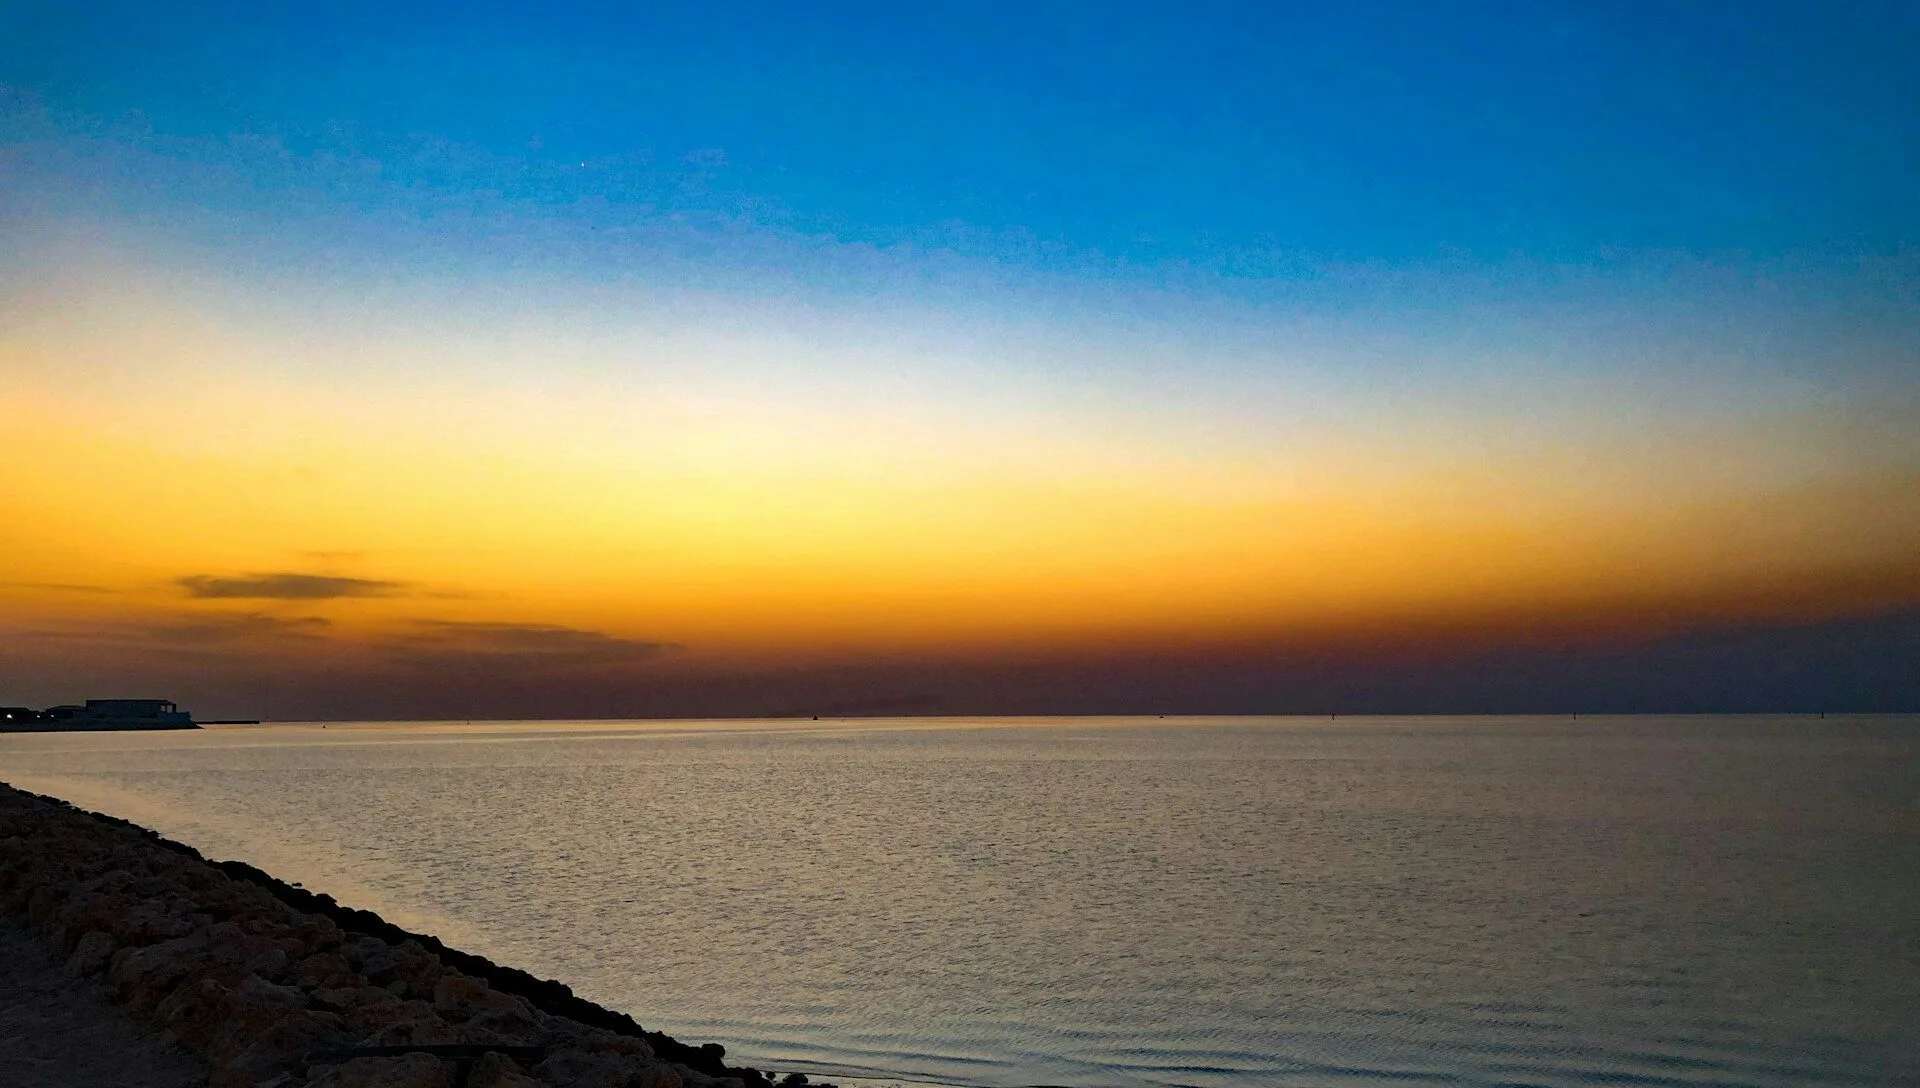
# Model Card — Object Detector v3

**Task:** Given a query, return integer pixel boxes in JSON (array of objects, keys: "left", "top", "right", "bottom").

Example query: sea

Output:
[{"left": 2, "top": 716, "right": 1915, "bottom": 1088}]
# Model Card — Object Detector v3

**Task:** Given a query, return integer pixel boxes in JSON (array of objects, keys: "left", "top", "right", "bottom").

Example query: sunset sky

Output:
[{"left": 4, "top": 2, "right": 1917, "bottom": 717}]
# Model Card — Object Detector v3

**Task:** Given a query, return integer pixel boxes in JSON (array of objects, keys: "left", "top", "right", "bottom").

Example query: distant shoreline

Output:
[{"left": 0, "top": 722, "right": 204, "bottom": 733}]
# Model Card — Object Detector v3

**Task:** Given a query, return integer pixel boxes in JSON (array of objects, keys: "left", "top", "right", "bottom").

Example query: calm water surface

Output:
[{"left": 2, "top": 716, "right": 1916, "bottom": 1087}]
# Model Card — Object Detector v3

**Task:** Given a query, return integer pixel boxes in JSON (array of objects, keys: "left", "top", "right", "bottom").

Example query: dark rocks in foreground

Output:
[{"left": 0, "top": 781, "right": 817, "bottom": 1088}]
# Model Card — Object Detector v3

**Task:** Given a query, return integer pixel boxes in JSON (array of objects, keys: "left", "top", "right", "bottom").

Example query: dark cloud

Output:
[
  {"left": 398, "top": 621, "right": 679, "bottom": 667},
  {"left": 2, "top": 582, "right": 117, "bottom": 594},
  {"left": 3, "top": 612, "right": 332, "bottom": 649},
  {"left": 177, "top": 572, "right": 406, "bottom": 600},
  {"left": 145, "top": 613, "right": 333, "bottom": 644}
]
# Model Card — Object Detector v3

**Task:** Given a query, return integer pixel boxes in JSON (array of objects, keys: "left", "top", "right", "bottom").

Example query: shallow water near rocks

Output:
[{"left": 3, "top": 715, "right": 1916, "bottom": 1087}]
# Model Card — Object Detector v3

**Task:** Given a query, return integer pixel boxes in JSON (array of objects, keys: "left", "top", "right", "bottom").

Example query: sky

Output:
[{"left": 2, "top": 1, "right": 1918, "bottom": 718}]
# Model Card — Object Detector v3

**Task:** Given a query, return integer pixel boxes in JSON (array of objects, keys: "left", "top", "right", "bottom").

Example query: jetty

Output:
[{"left": 0, "top": 780, "right": 786, "bottom": 1088}]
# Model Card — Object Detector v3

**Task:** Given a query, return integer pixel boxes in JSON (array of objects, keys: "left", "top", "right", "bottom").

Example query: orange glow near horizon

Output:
[
  {"left": 7, "top": 294, "right": 1919, "bottom": 670},
  {"left": 5, "top": 9, "right": 1917, "bottom": 722}
]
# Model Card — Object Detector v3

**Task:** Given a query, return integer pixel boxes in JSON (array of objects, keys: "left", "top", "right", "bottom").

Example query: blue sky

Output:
[
  {"left": 4, "top": 0, "right": 1918, "bottom": 515},
  {"left": 7, "top": 0, "right": 1916, "bottom": 275}
]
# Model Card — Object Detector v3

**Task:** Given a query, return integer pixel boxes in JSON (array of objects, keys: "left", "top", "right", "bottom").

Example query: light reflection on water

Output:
[{"left": 3, "top": 715, "right": 1916, "bottom": 1087}]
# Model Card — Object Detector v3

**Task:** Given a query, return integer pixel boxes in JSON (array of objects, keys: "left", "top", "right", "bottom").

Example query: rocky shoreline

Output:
[{"left": 0, "top": 781, "right": 821, "bottom": 1088}]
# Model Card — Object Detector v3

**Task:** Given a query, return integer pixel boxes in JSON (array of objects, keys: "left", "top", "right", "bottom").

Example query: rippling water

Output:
[{"left": 3, "top": 716, "right": 1916, "bottom": 1087}]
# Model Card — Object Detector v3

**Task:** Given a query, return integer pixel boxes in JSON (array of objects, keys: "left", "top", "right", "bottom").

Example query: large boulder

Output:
[
  {"left": 360, "top": 939, "right": 444, "bottom": 999},
  {"left": 110, "top": 923, "right": 296, "bottom": 1011},
  {"left": 306, "top": 1053, "right": 451, "bottom": 1088},
  {"left": 67, "top": 928, "right": 116, "bottom": 976},
  {"left": 111, "top": 930, "right": 227, "bottom": 1011},
  {"left": 210, "top": 974, "right": 310, "bottom": 1048},
  {"left": 467, "top": 1052, "right": 542, "bottom": 1088},
  {"left": 293, "top": 952, "right": 361, "bottom": 991},
  {"left": 433, "top": 974, "right": 546, "bottom": 1044},
  {"left": 534, "top": 1046, "right": 683, "bottom": 1088},
  {"left": 212, "top": 1008, "right": 351, "bottom": 1088},
  {"left": 155, "top": 976, "right": 242, "bottom": 1049},
  {"left": 111, "top": 896, "right": 201, "bottom": 946}
]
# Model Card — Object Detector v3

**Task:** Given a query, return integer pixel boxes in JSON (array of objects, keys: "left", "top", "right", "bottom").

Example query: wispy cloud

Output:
[
  {"left": 398, "top": 620, "right": 679, "bottom": 667},
  {"left": 1, "top": 581, "right": 118, "bottom": 594},
  {"left": 145, "top": 613, "right": 334, "bottom": 643},
  {"left": 177, "top": 572, "right": 407, "bottom": 600},
  {"left": 0, "top": 611, "right": 333, "bottom": 651}
]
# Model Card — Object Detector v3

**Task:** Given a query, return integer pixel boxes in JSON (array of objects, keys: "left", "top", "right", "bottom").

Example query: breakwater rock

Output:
[{"left": 0, "top": 781, "right": 814, "bottom": 1088}]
